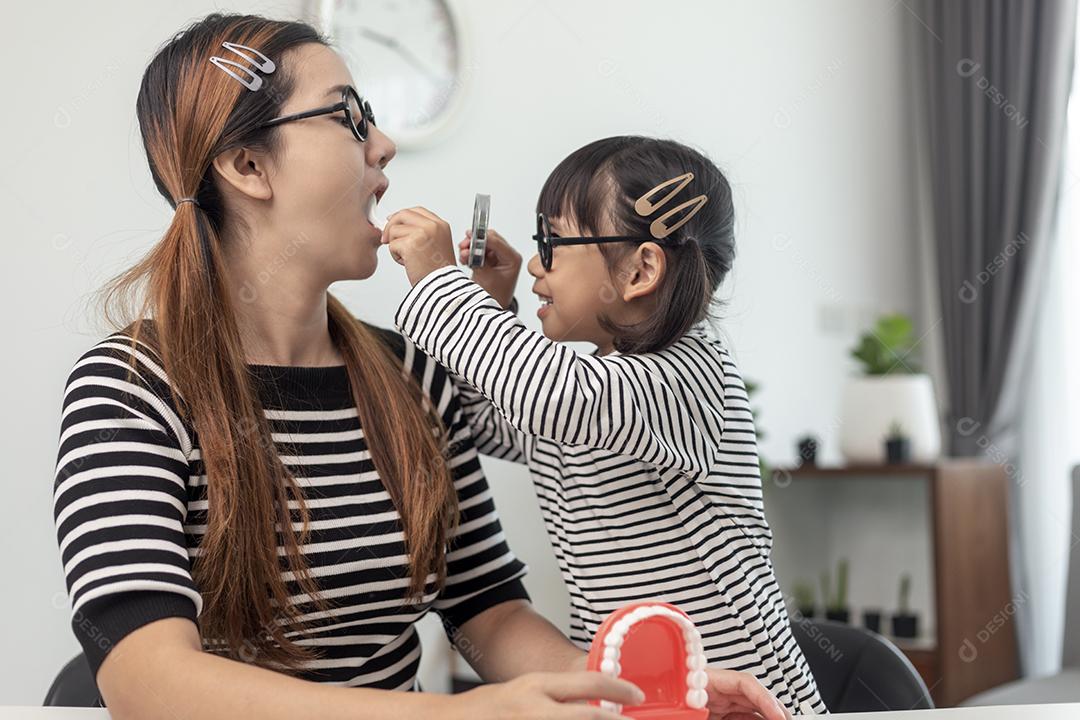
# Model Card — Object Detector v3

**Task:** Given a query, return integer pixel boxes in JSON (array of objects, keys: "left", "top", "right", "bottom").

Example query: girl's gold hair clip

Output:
[{"left": 634, "top": 172, "right": 708, "bottom": 240}]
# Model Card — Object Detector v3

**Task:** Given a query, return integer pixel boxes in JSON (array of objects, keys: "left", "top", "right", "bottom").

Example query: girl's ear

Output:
[{"left": 622, "top": 242, "right": 667, "bottom": 302}]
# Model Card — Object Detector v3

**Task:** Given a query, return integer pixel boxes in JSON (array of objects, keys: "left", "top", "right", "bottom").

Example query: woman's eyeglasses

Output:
[
  {"left": 532, "top": 212, "right": 658, "bottom": 271},
  {"left": 258, "top": 85, "right": 376, "bottom": 142}
]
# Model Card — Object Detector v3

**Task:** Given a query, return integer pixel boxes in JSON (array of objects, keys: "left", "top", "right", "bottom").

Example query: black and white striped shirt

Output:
[
  {"left": 52, "top": 323, "right": 529, "bottom": 689},
  {"left": 396, "top": 266, "right": 827, "bottom": 715}
]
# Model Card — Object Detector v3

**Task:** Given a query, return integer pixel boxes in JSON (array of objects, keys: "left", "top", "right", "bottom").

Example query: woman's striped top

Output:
[
  {"left": 52, "top": 322, "right": 529, "bottom": 691},
  {"left": 396, "top": 266, "right": 827, "bottom": 716}
]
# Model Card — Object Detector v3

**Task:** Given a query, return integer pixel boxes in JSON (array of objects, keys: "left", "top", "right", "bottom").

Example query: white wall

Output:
[{"left": 1, "top": 0, "right": 918, "bottom": 705}]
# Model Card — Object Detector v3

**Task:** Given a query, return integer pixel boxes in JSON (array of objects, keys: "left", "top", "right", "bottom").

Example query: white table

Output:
[{"left": 2, "top": 704, "right": 1079, "bottom": 718}]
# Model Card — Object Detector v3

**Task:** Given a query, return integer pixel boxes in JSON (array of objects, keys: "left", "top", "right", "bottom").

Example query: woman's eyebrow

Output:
[{"left": 324, "top": 83, "right": 348, "bottom": 97}]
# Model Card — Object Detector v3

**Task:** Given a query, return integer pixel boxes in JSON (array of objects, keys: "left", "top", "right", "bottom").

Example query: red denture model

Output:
[{"left": 586, "top": 602, "right": 710, "bottom": 720}]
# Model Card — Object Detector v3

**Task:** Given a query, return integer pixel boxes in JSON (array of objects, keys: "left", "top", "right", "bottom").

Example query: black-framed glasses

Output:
[
  {"left": 532, "top": 212, "right": 656, "bottom": 271},
  {"left": 258, "top": 85, "right": 376, "bottom": 142}
]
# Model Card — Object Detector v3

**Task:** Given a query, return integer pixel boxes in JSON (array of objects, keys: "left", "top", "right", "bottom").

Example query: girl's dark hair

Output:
[
  {"left": 537, "top": 136, "right": 735, "bottom": 353},
  {"left": 98, "top": 13, "right": 458, "bottom": 672}
]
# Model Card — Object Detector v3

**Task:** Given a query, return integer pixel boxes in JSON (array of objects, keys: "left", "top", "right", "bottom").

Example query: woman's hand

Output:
[
  {"left": 703, "top": 668, "right": 793, "bottom": 720},
  {"left": 381, "top": 206, "right": 457, "bottom": 285},
  {"left": 458, "top": 227, "right": 522, "bottom": 309},
  {"left": 449, "top": 671, "right": 645, "bottom": 720}
]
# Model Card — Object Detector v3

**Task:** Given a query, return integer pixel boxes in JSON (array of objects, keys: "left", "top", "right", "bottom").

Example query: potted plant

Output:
[
  {"left": 821, "top": 559, "right": 850, "bottom": 623},
  {"left": 839, "top": 313, "right": 941, "bottom": 464},
  {"left": 792, "top": 581, "right": 816, "bottom": 619},
  {"left": 862, "top": 608, "right": 882, "bottom": 634},
  {"left": 891, "top": 573, "right": 919, "bottom": 638},
  {"left": 796, "top": 435, "right": 819, "bottom": 466},
  {"left": 745, "top": 379, "right": 770, "bottom": 480},
  {"left": 885, "top": 421, "right": 911, "bottom": 464}
]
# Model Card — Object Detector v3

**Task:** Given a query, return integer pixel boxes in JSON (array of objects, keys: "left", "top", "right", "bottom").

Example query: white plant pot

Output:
[{"left": 839, "top": 374, "right": 941, "bottom": 464}]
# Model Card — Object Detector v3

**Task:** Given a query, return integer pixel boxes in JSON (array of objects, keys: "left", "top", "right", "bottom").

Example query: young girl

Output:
[{"left": 382, "top": 136, "right": 827, "bottom": 716}]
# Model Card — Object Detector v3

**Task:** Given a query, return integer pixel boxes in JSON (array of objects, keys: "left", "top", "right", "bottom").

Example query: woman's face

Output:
[{"left": 258, "top": 43, "right": 396, "bottom": 284}]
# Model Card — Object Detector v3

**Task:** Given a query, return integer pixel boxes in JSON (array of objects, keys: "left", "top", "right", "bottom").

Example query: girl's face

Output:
[
  {"left": 526, "top": 214, "right": 621, "bottom": 352},
  {"left": 237, "top": 43, "right": 396, "bottom": 285}
]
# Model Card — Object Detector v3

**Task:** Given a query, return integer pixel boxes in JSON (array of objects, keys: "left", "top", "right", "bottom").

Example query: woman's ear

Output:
[
  {"left": 210, "top": 146, "right": 274, "bottom": 202},
  {"left": 621, "top": 242, "right": 667, "bottom": 302}
]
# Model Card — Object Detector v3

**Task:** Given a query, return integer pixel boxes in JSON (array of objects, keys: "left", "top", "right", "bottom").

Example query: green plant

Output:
[
  {"left": 898, "top": 573, "right": 912, "bottom": 614},
  {"left": 887, "top": 420, "right": 907, "bottom": 440},
  {"left": 850, "top": 313, "right": 922, "bottom": 375},
  {"left": 744, "top": 378, "right": 770, "bottom": 479},
  {"left": 793, "top": 581, "right": 815, "bottom": 610},
  {"left": 821, "top": 559, "right": 850, "bottom": 611}
]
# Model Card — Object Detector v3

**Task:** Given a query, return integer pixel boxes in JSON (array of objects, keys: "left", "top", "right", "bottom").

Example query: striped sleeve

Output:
[
  {"left": 53, "top": 336, "right": 200, "bottom": 676},
  {"left": 450, "top": 375, "right": 528, "bottom": 464},
  {"left": 395, "top": 266, "right": 723, "bottom": 479},
  {"left": 395, "top": 334, "right": 530, "bottom": 634}
]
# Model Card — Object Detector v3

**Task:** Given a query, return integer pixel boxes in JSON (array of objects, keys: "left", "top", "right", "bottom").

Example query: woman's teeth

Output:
[
  {"left": 538, "top": 295, "right": 553, "bottom": 306},
  {"left": 365, "top": 195, "right": 386, "bottom": 230}
]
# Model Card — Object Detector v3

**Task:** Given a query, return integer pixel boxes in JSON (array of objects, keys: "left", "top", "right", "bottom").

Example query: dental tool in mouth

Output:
[
  {"left": 365, "top": 194, "right": 388, "bottom": 231},
  {"left": 586, "top": 602, "right": 709, "bottom": 719}
]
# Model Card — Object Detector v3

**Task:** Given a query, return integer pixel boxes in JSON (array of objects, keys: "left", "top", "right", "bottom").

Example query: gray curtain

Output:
[
  {"left": 910, "top": 0, "right": 1077, "bottom": 676},
  {"left": 911, "top": 0, "right": 1075, "bottom": 455}
]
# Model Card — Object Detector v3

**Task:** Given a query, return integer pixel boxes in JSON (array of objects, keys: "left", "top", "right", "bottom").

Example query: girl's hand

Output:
[
  {"left": 450, "top": 671, "right": 645, "bottom": 720},
  {"left": 381, "top": 206, "right": 457, "bottom": 285},
  {"left": 703, "top": 668, "right": 793, "bottom": 720},
  {"left": 459, "top": 227, "right": 522, "bottom": 310}
]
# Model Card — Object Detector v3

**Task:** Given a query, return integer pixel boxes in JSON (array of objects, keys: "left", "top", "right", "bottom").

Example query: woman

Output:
[{"left": 52, "top": 13, "right": 791, "bottom": 720}]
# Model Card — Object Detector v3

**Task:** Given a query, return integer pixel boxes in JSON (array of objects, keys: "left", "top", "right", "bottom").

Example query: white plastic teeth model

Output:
[
  {"left": 596, "top": 604, "right": 710, "bottom": 711},
  {"left": 365, "top": 194, "right": 387, "bottom": 231}
]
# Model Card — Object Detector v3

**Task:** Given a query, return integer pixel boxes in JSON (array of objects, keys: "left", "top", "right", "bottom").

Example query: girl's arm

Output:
[
  {"left": 395, "top": 266, "right": 724, "bottom": 479},
  {"left": 452, "top": 373, "right": 529, "bottom": 463}
]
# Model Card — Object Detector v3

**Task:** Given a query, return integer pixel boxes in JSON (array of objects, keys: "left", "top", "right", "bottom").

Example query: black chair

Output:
[
  {"left": 791, "top": 618, "right": 934, "bottom": 713},
  {"left": 43, "top": 653, "right": 102, "bottom": 707}
]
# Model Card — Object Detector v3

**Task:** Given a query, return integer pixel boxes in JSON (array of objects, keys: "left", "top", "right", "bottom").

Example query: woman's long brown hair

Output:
[{"left": 97, "top": 13, "right": 458, "bottom": 672}]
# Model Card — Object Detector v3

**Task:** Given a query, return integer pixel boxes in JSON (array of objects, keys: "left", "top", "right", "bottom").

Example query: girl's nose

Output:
[{"left": 526, "top": 253, "right": 544, "bottom": 278}]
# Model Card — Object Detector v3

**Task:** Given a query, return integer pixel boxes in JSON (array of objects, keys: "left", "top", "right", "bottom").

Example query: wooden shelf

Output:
[{"left": 767, "top": 460, "right": 1019, "bottom": 707}]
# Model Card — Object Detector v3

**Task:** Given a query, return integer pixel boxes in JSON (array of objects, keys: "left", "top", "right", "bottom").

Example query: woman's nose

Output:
[
  {"left": 526, "top": 253, "right": 544, "bottom": 278},
  {"left": 367, "top": 125, "right": 397, "bottom": 169}
]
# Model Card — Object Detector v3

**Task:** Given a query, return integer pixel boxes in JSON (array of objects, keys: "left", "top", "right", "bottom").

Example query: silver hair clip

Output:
[{"left": 209, "top": 41, "right": 276, "bottom": 92}]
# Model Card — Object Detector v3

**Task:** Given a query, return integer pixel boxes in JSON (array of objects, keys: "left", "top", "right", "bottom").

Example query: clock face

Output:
[{"left": 322, "top": 0, "right": 463, "bottom": 147}]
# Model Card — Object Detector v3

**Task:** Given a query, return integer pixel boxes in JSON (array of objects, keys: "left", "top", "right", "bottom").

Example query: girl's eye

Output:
[{"left": 338, "top": 118, "right": 352, "bottom": 128}]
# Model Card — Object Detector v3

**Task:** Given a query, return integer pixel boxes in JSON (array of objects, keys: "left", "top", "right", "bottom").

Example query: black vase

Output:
[
  {"left": 797, "top": 438, "right": 819, "bottom": 466},
  {"left": 891, "top": 613, "right": 919, "bottom": 638},
  {"left": 885, "top": 437, "right": 911, "bottom": 464},
  {"left": 825, "top": 608, "right": 850, "bottom": 624},
  {"left": 862, "top": 610, "right": 882, "bottom": 634}
]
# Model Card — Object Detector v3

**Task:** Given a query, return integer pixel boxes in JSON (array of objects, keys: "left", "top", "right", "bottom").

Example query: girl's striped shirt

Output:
[
  {"left": 52, "top": 322, "right": 529, "bottom": 691},
  {"left": 395, "top": 265, "right": 827, "bottom": 716}
]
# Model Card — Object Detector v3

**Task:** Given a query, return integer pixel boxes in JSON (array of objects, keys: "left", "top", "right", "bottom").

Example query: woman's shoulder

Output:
[
  {"left": 61, "top": 323, "right": 192, "bottom": 454},
  {"left": 363, "top": 321, "right": 454, "bottom": 399},
  {"left": 67, "top": 324, "right": 175, "bottom": 398}
]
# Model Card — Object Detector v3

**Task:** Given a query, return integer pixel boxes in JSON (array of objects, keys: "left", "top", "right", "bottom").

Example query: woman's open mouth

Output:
[
  {"left": 365, "top": 194, "right": 385, "bottom": 231},
  {"left": 365, "top": 182, "right": 390, "bottom": 231}
]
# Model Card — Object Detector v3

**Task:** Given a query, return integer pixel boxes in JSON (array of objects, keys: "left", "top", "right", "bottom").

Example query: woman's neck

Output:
[{"left": 225, "top": 240, "right": 342, "bottom": 367}]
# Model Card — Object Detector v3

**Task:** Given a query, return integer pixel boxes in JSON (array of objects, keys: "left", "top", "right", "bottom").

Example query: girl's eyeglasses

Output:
[
  {"left": 258, "top": 85, "right": 376, "bottom": 142},
  {"left": 532, "top": 212, "right": 658, "bottom": 271}
]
